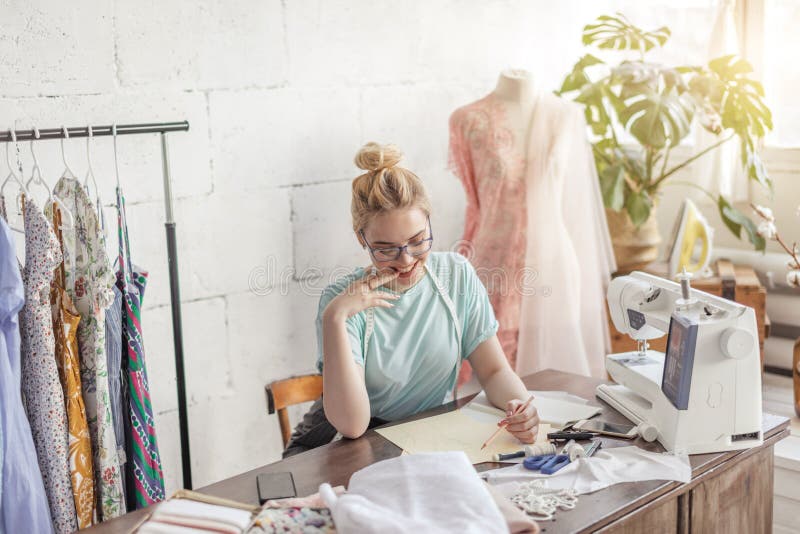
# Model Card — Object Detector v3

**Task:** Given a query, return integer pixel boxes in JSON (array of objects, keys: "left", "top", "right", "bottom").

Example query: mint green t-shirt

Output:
[{"left": 315, "top": 252, "right": 499, "bottom": 421}]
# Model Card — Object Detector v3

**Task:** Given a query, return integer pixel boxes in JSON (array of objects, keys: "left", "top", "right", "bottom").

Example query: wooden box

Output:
[{"left": 607, "top": 260, "right": 768, "bottom": 366}]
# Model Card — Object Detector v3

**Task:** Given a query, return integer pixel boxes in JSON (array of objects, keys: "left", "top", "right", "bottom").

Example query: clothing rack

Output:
[{"left": 1, "top": 120, "right": 194, "bottom": 490}]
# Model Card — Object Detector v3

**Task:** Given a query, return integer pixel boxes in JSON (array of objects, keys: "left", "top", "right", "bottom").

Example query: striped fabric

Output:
[
  {"left": 115, "top": 187, "right": 165, "bottom": 508},
  {"left": 104, "top": 286, "right": 126, "bottom": 493}
]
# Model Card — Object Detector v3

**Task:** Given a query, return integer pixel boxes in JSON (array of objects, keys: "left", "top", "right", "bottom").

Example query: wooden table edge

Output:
[{"left": 573, "top": 424, "right": 792, "bottom": 533}]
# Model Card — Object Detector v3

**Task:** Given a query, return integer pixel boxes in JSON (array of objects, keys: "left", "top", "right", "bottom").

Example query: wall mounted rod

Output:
[{"left": 0, "top": 121, "right": 190, "bottom": 142}]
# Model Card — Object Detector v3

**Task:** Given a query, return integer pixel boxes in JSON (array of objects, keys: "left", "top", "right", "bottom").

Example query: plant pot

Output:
[{"left": 605, "top": 207, "right": 662, "bottom": 275}]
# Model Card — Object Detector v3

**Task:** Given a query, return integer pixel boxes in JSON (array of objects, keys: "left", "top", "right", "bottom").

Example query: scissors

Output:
[{"left": 522, "top": 454, "right": 571, "bottom": 475}]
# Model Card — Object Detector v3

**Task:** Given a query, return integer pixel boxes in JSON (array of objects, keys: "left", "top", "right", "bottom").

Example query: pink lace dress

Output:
[
  {"left": 449, "top": 92, "right": 616, "bottom": 379},
  {"left": 449, "top": 96, "right": 528, "bottom": 371}
]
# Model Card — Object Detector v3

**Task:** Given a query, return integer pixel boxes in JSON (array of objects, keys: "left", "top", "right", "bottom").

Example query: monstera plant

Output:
[{"left": 558, "top": 13, "right": 773, "bottom": 262}]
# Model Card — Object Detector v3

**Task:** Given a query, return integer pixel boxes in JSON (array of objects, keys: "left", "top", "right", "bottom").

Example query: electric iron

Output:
[{"left": 666, "top": 199, "right": 713, "bottom": 278}]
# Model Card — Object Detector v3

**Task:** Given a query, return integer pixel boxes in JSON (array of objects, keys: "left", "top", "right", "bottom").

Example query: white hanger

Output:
[
  {"left": 84, "top": 125, "right": 100, "bottom": 196},
  {"left": 60, "top": 125, "right": 77, "bottom": 179},
  {"left": 25, "top": 127, "right": 55, "bottom": 203},
  {"left": 1, "top": 129, "right": 28, "bottom": 196},
  {"left": 25, "top": 126, "right": 74, "bottom": 230},
  {"left": 41, "top": 125, "right": 76, "bottom": 230},
  {"left": 112, "top": 123, "right": 121, "bottom": 189},
  {"left": 83, "top": 125, "right": 105, "bottom": 229},
  {"left": 1, "top": 128, "right": 27, "bottom": 233}
]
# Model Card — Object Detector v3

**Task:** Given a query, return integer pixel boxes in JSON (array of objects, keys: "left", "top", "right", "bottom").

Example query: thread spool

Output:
[
  {"left": 526, "top": 443, "right": 556, "bottom": 457},
  {"left": 562, "top": 441, "right": 587, "bottom": 462},
  {"left": 637, "top": 422, "right": 658, "bottom": 442},
  {"left": 676, "top": 269, "right": 693, "bottom": 304},
  {"left": 680, "top": 275, "right": 691, "bottom": 300},
  {"left": 492, "top": 443, "right": 557, "bottom": 462}
]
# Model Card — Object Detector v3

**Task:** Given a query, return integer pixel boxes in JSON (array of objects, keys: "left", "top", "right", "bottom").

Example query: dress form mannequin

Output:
[
  {"left": 449, "top": 70, "right": 616, "bottom": 380},
  {"left": 493, "top": 69, "right": 536, "bottom": 120}
]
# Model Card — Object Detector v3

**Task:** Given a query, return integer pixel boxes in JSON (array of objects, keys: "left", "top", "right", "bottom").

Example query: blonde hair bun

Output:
[
  {"left": 354, "top": 142, "right": 403, "bottom": 172},
  {"left": 350, "top": 142, "right": 430, "bottom": 233}
]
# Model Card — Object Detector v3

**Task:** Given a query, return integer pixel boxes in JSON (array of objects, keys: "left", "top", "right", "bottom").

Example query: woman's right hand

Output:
[{"left": 322, "top": 267, "right": 400, "bottom": 322}]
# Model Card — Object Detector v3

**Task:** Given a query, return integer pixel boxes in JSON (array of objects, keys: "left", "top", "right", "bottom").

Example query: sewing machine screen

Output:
[{"left": 661, "top": 314, "right": 698, "bottom": 410}]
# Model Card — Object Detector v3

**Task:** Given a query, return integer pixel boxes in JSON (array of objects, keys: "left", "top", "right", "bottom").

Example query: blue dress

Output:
[{"left": 0, "top": 216, "right": 54, "bottom": 533}]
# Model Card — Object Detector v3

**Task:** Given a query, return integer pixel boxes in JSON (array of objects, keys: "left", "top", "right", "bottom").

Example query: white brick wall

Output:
[
  {"left": 0, "top": 0, "right": 604, "bottom": 496},
  {"left": 10, "top": 0, "right": 793, "bottom": 500}
]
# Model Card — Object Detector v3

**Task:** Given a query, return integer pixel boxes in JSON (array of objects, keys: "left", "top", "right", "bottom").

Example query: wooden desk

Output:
[{"left": 87, "top": 370, "right": 790, "bottom": 533}]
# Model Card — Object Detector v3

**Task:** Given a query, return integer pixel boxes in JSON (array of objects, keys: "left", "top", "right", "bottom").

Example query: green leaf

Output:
[
  {"left": 675, "top": 65, "right": 703, "bottom": 74},
  {"left": 702, "top": 54, "right": 773, "bottom": 140},
  {"left": 709, "top": 55, "right": 753, "bottom": 78},
  {"left": 741, "top": 78, "right": 765, "bottom": 97},
  {"left": 742, "top": 143, "right": 771, "bottom": 188},
  {"left": 613, "top": 61, "right": 659, "bottom": 87},
  {"left": 614, "top": 145, "right": 647, "bottom": 182},
  {"left": 625, "top": 191, "right": 652, "bottom": 227},
  {"left": 717, "top": 196, "right": 766, "bottom": 251},
  {"left": 600, "top": 162, "right": 626, "bottom": 210},
  {"left": 618, "top": 88, "right": 693, "bottom": 148},
  {"left": 604, "top": 85, "right": 627, "bottom": 115},
  {"left": 558, "top": 54, "right": 605, "bottom": 95},
  {"left": 576, "top": 80, "right": 615, "bottom": 137},
  {"left": 583, "top": 13, "right": 670, "bottom": 52}
]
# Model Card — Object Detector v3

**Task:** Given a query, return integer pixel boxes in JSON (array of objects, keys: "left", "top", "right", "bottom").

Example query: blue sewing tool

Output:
[{"left": 522, "top": 454, "right": 571, "bottom": 475}]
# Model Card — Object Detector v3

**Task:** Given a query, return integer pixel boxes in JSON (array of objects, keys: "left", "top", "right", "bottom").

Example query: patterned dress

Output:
[
  {"left": 47, "top": 203, "right": 97, "bottom": 528},
  {"left": 54, "top": 176, "right": 126, "bottom": 520},
  {"left": 449, "top": 92, "right": 616, "bottom": 379},
  {"left": 1, "top": 215, "right": 54, "bottom": 534},
  {"left": 20, "top": 197, "right": 78, "bottom": 534},
  {"left": 105, "top": 285, "right": 127, "bottom": 493},
  {"left": 115, "top": 187, "right": 165, "bottom": 508},
  {"left": 449, "top": 96, "right": 528, "bottom": 371}
]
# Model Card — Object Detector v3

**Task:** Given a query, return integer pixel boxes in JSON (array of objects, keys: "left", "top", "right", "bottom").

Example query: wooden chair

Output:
[{"left": 266, "top": 374, "right": 323, "bottom": 448}]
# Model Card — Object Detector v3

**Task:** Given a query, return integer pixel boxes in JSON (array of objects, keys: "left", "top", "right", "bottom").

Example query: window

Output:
[{"left": 763, "top": 0, "right": 800, "bottom": 147}]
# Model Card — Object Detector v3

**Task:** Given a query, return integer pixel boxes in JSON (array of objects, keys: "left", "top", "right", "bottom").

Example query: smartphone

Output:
[
  {"left": 256, "top": 472, "right": 297, "bottom": 504},
  {"left": 573, "top": 419, "right": 638, "bottom": 439}
]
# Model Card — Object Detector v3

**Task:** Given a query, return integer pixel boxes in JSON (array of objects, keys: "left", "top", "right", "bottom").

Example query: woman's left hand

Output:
[{"left": 501, "top": 399, "right": 540, "bottom": 444}]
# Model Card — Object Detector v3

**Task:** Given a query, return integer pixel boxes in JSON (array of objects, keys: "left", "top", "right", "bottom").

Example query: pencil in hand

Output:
[{"left": 480, "top": 395, "right": 535, "bottom": 450}]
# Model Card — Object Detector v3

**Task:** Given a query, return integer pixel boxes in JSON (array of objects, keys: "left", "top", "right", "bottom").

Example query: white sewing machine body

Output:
[{"left": 597, "top": 272, "right": 763, "bottom": 455}]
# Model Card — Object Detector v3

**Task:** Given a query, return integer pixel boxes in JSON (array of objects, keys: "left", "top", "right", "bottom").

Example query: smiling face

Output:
[{"left": 359, "top": 207, "right": 431, "bottom": 291}]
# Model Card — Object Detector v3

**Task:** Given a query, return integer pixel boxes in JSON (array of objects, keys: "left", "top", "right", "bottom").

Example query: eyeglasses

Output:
[{"left": 360, "top": 217, "right": 434, "bottom": 262}]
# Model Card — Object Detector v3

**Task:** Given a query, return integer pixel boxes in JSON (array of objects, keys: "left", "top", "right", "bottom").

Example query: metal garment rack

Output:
[{"left": 1, "top": 121, "right": 194, "bottom": 490}]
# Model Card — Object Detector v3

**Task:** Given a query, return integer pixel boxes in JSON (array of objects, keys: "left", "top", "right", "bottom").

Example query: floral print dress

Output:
[
  {"left": 1, "top": 214, "right": 55, "bottom": 534},
  {"left": 54, "top": 176, "right": 126, "bottom": 521},
  {"left": 46, "top": 202, "right": 97, "bottom": 528},
  {"left": 20, "top": 196, "right": 78, "bottom": 534},
  {"left": 449, "top": 96, "right": 528, "bottom": 371}
]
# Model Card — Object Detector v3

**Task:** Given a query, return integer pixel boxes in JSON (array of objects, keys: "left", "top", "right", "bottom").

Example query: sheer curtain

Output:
[{"left": 693, "top": 0, "right": 749, "bottom": 202}]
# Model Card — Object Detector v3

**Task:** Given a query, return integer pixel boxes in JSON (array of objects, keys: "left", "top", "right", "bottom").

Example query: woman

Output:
[{"left": 284, "top": 142, "right": 539, "bottom": 455}]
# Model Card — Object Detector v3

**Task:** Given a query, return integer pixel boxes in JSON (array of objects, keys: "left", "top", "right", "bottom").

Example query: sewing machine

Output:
[{"left": 597, "top": 271, "right": 763, "bottom": 454}]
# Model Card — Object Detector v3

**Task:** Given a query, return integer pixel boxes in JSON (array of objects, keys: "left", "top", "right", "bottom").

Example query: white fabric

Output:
[
  {"left": 693, "top": 0, "right": 748, "bottom": 202},
  {"left": 485, "top": 446, "right": 691, "bottom": 495},
  {"left": 516, "top": 93, "right": 616, "bottom": 378},
  {"left": 320, "top": 452, "right": 507, "bottom": 534},
  {"left": 149, "top": 499, "right": 252, "bottom": 531},
  {"left": 137, "top": 523, "right": 216, "bottom": 534}
]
